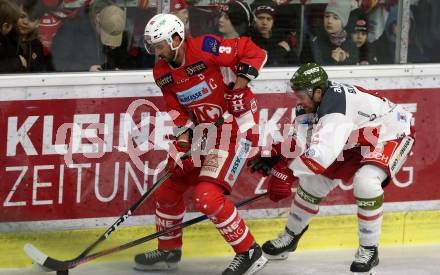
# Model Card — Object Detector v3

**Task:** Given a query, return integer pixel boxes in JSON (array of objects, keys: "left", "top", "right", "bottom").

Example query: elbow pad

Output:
[{"left": 237, "top": 63, "right": 259, "bottom": 81}]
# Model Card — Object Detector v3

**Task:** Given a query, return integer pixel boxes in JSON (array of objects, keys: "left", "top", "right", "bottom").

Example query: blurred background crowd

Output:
[{"left": 0, "top": 0, "right": 439, "bottom": 73}]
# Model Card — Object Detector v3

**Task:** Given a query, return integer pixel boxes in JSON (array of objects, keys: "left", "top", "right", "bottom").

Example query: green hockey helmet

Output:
[{"left": 290, "top": 63, "right": 328, "bottom": 97}]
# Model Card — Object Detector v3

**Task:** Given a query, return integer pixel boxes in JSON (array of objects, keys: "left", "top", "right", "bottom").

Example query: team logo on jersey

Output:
[
  {"left": 191, "top": 103, "right": 223, "bottom": 122},
  {"left": 201, "top": 36, "right": 220, "bottom": 56},
  {"left": 185, "top": 61, "right": 207, "bottom": 76},
  {"left": 156, "top": 73, "right": 174, "bottom": 89},
  {"left": 224, "top": 139, "right": 252, "bottom": 187},
  {"left": 176, "top": 81, "right": 212, "bottom": 105}
]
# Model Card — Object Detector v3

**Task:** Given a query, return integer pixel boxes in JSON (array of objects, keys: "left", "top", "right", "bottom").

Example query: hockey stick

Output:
[
  {"left": 24, "top": 192, "right": 267, "bottom": 272},
  {"left": 41, "top": 114, "right": 227, "bottom": 263}
]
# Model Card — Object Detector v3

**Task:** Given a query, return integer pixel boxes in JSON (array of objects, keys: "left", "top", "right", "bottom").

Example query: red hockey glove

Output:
[
  {"left": 168, "top": 140, "right": 196, "bottom": 179},
  {"left": 267, "top": 161, "right": 295, "bottom": 202},
  {"left": 224, "top": 87, "right": 257, "bottom": 117}
]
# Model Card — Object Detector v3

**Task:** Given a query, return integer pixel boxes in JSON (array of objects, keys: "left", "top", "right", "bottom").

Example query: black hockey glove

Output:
[{"left": 248, "top": 155, "right": 281, "bottom": 176}]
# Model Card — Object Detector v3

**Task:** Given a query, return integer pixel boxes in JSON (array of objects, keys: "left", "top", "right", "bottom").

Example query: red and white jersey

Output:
[
  {"left": 289, "top": 81, "right": 413, "bottom": 177},
  {"left": 153, "top": 35, "right": 266, "bottom": 131}
]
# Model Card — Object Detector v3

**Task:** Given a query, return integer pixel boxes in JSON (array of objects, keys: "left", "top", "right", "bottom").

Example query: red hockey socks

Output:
[
  {"left": 154, "top": 178, "right": 186, "bottom": 251},
  {"left": 194, "top": 182, "right": 255, "bottom": 253}
]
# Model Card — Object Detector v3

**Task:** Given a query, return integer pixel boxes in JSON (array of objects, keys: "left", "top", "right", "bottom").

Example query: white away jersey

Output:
[{"left": 289, "top": 81, "right": 413, "bottom": 177}]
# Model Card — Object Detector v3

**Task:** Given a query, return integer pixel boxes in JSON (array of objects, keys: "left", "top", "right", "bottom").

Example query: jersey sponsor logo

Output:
[
  {"left": 156, "top": 73, "right": 174, "bottom": 89},
  {"left": 224, "top": 139, "right": 252, "bottom": 186},
  {"left": 185, "top": 61, "right": 208, "bottom": 76},
  {"left": 176, "top": 81, "right": 212, "bottom": 105},
  {"left": 389, "top": 136, "right": 413, "bottom": 175},
  {"left": 176, "top": 77, "right": 190, "bottom": 85},
  {"left": 297, "top": 187, "right": 319, "bottom": 204},
  {"left": 271, "top": 169, "right": 288, "bottom": 181},
  {"left": 201, "top": 36, "right": 220, "bottom": 55},
  {"left": 200, "top": 149, "right": 228, "bottom": 178}
]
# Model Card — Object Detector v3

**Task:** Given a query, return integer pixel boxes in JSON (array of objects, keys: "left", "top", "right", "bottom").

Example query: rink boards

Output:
[{"left": 0, "top": 65, "right": 439, "bottom": 267}]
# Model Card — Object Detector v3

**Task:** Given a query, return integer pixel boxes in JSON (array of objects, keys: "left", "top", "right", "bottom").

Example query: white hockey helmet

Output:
[{"left": 144, "top": 13, "right": 185, "bottom": 54}]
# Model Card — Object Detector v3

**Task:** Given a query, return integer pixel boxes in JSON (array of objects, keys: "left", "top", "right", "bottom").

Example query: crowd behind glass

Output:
[{"left": 1, "top": 0, "right": 439, "bottom": 73}]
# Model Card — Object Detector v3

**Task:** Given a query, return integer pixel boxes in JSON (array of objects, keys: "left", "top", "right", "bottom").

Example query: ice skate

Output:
[
  {"left": 350, "top": 245, "right": 379, "bottom": 275},
  {"left": 262, "top": 225, "right": 308, "bottom": 260},
  {"left": 134, "top": 248, "right": 181, "bottom": 271},
  {"left": 222, "top": 243, "right": 268, "bottom": 275}
]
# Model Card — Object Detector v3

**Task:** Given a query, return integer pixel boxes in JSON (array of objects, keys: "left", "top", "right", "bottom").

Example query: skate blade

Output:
[
  {"left": 244, "top": 255, "right": 268, "bottom": 275},
  {"left": 134, "top": 261, "right": 178, "bottom": 271},
  {"left": 263, "top": 251, "right": 290, "bottom": 261}
]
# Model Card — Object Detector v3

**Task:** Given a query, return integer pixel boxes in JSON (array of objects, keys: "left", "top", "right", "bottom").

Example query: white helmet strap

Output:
[{"left": 166, "top": 34, "right": 184, "bottom": 62}]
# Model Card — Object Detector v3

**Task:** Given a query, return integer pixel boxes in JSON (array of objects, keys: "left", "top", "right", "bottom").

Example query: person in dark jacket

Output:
[
  {"left": 0, "top": 0, "right": 26, "bottom": 73},
  {"left": 16, "top": 0, "right": 54, "bottom": 72},
  {"left": 347, "top": 9, "right": 378, "bottom": 65},
  {"left": 250, "top": 0, "right": 296, "bottom": 66},
  {"left": 302, "top": 0, "right": 358, "bottom": 65},
  {"left": 373, "top": 6, "right": 427, "bottom": 64},
  {"left": 51, "top": 4, "right": 133, "bottom": 72},
  {"left": 217, "top": 0, "right": 253, "bottom": 38}
]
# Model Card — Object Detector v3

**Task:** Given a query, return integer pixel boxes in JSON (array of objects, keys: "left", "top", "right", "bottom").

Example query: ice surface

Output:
[{"left": 1, "top": 245, "right": 439, "bottom": 275}]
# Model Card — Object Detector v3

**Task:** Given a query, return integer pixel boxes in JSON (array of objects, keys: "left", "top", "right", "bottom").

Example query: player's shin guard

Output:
[
  {"left": 156, "top": 209, "right": 185, "bottom": 250},
  {"left": 194, "top": 182, "right": 255, "bottom": 253},
  {"left": 262, "top": 186, "right": 320, "bottom": 260},
  {"left": 286, "top": 185, "right": 321, "bottom": 237},
  {"left": 214, "top": 201, "right": 255, "bottom": 253},
  {"left": 356, "top": 194, "right": 384, "bottom": 247}
]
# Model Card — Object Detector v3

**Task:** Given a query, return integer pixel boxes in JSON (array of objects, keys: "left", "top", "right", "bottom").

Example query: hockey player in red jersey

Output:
[
  {"left": 250, "top": 63, "right": 415, "bottom": 275},
  {"left": 134, "top": 13, "right": 268, "bottom": 275}
]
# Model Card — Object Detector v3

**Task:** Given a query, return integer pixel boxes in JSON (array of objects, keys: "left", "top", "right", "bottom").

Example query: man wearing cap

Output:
[
  {"left": 51, "top": 3, "right": 130, "bottom": 71},
  {"left": 348, "top": 9, "right": 378, "bottom": 64},
  {"left": 218, "top": 0, "right": 253, "bottom": 38},
  {"left": 250, "top": 0, "right": 298, "bottom": 66}
]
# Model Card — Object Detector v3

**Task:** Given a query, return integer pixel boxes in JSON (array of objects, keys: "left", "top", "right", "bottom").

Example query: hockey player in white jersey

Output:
[{"left": 249, "top": 63, "right": 415, "bottom": 274}]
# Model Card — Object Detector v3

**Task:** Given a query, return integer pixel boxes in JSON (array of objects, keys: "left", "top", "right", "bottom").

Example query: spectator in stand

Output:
[
  {"left": 250, "top": 0, "right": 297, "bottom": 66},
  {"left": 412, "top": 0, "right": 440, "bottom": 63},
  {"left": 217, "top": 1, "right": 253, "bottom": 86},
  {"left": 356, "top": 0, "right": 397, "bottom": 44},
  {"left": 0, "top": 0, "right": 27, "bottom": 73},
  {"left": 373, "top": 6, "right": 427, "bottom": 64},
  {"left": 301, "top": 0, "right": 358, "bottom": 65},
  {"left": 272, "top": 0, "right": 301, "bottom": 56},
  {"left": 171, "top": 0, "right": 188, "bottom": 27},
  {"left": 51, "top": 3, "right": 133, "bottom": 71},
  {"left": 15, "top": 0, "right": 54, "bottom": 72},
  {"left": 38, "top": 0, "right": 92, "bottom": 55},
  {"left": 347, "top": 8, "right": 378, "bottom": 64},
  {"left": 218, "top": 0, "right": 253, "bottom": 39},
  {"left": 186, "top": 0, "right": 217, "bottom": 37}
]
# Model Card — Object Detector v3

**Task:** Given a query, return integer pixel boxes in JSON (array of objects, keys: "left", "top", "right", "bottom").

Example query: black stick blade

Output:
[{"left": 24, "top": 243, "right": 69, "bottom": 272}]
